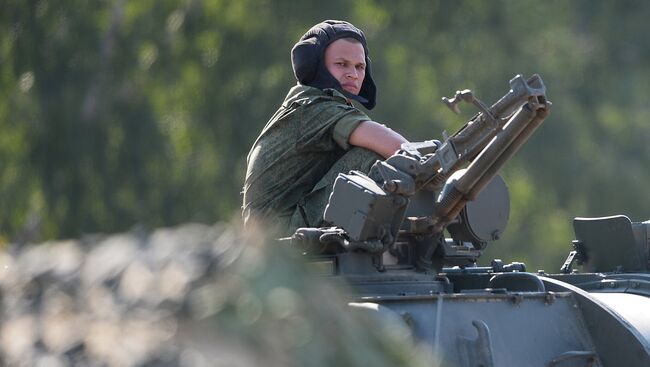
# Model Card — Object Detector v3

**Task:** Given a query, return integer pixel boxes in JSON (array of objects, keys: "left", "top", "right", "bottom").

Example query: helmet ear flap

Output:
[
  {"left": 291, "top": 38, "right": 320, "bottom": 85},
  {"left": 358, "top": 57, "right": 376, "bottom": 110}
]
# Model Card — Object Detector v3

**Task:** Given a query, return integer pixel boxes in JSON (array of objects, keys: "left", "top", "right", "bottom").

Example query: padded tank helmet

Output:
[{"left": 291, "top": 20, "right": 377, "bottom": 110}]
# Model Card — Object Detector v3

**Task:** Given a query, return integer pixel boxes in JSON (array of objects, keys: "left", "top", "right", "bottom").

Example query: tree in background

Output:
[{"left": 1, "top": 0, "right": 649, "bottom": 271}]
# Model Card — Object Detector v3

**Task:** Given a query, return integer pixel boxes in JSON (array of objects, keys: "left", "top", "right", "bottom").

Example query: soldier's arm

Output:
[{"left": 348, "top": 120, "right": 408, "bottom": 158}]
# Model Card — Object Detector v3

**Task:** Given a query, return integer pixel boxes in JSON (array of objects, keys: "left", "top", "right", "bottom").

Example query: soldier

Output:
[{"left": 243, "top": 20, "right": 408, "bottom": 234}]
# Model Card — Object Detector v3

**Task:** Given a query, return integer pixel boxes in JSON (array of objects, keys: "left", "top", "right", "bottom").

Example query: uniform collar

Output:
[{"left": 283, "top": 84, "right": 352, "bottom": 107}]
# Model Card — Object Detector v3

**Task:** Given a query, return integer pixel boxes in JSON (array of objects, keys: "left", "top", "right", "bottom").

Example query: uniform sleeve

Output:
[
  {"left": 332, "top": 107, "right": 370, "bottom": 150},
  {"left": 295, "top": 99, "right": 370, "bottom": 153}
]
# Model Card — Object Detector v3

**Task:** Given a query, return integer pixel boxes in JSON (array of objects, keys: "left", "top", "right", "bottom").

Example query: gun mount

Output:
[
  {"left": 292, "top": 74, "right": 550, "bottom": 274},
  {"left": 283, "top": 74, "right": 650, "bottom": 366}
]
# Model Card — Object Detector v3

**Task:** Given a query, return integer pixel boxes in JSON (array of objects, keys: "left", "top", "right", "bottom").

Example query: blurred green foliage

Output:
[{"left": 2, "top": 0, "right": 650, "bottom": 271}]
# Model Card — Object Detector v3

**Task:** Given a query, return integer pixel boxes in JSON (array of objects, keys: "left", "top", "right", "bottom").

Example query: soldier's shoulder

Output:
[{"left": 283, "top": 84, "right": 348, "bottom": 107}]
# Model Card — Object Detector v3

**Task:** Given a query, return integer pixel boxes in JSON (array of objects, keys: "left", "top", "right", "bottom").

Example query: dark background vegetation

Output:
[{"left": 2, "top": 0, "right": 649, "bottom": 271}]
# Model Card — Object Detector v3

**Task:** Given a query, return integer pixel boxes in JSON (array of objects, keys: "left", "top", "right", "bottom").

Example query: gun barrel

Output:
[
  {"left": 467, "top": 101, "right": 550, "bottom": 200},
  {"left": 455, "top": 103, "right": 536, "bottom": 194},
  {"left": 425, "top": 75, "right": 548, "bottom": 191},
  {"left": 433, "top": 97, "right": 550, "bottom": 229},
  {"left": 490, "top": 74, "right": 546, "bottom": 117},
  {"left": 448, "top": 75, "right": 546, "bottom": 154}
]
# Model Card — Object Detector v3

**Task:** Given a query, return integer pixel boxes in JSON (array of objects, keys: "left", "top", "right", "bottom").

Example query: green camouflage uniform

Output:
[{"left": 243, "top": 84, "right": 381, "bottom": 235}]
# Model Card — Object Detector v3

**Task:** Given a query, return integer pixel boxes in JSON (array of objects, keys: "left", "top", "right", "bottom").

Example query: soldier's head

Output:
[
  {"left": 324, "top": 38, "right": 366, "bottom": 97},
  {"left": 291, "top": 20, "right": 376, "bottom": 109}
]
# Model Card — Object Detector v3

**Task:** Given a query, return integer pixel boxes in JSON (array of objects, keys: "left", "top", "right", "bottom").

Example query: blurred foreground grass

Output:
[{"left": 0, "top": 222, "right": 435, "bottom": 366}]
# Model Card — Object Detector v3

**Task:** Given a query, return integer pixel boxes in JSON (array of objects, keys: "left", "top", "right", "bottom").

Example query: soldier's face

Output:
[{"left": 324, "top": 38, "right": 366, "bottom": 95}]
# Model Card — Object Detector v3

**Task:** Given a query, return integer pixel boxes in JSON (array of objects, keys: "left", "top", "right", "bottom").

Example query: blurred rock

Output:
[{"left": 0, "top": 222, "right": 431, "bottom": 366}]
